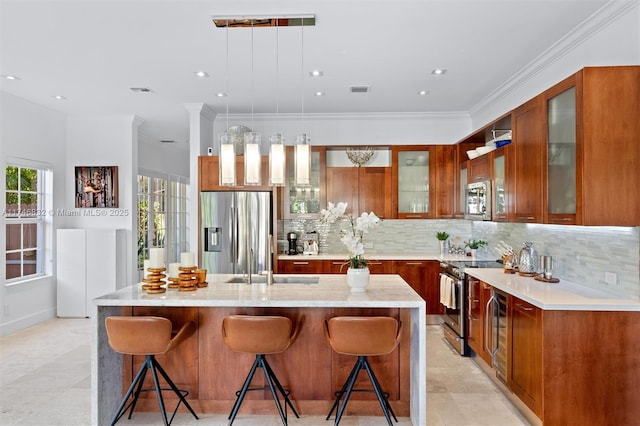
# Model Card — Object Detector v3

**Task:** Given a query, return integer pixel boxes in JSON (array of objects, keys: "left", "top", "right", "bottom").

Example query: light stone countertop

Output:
[
  {"left": 277, "top": 253, "right": 483, "bottom": 262},
  {"left": 94, "top": 273, "right": 426, "bottom": 308},
  {"left": 465, "top": 268, "right": 640, "bottom": 312}
]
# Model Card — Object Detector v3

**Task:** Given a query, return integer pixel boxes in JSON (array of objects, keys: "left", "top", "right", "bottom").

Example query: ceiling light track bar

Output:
[{"left": 212, "top": 15, "right": 315, "bottom": 28}]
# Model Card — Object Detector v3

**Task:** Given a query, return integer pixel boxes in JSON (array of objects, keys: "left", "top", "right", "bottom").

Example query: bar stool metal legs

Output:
[
  {"left": 228, "top": 354, "right": 299, "bottom": 426},
  {"left": 326, "top": 355, "right": 398, "bottom": 426},
  {"left": 110, "top": 354, "right": 199, "bottom": 426}
]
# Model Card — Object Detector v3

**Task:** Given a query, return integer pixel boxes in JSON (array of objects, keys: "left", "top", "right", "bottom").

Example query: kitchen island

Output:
[{"left": 92, "top": 274, "right": 426, "bottom": 425}]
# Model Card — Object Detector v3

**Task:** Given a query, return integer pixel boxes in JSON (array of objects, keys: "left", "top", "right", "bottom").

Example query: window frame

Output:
[{"left": 4, "top": 160, "right": 53, "bottom": 284}]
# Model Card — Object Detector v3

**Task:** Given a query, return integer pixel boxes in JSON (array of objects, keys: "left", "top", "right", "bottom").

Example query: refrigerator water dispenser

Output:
[{"left": 205, "top": 227, "right": 222, "bottom": 252}]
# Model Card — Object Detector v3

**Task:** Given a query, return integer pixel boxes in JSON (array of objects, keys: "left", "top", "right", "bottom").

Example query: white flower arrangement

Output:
[{"left": 320, "top": 201, "right": 381, "bottom": 269}]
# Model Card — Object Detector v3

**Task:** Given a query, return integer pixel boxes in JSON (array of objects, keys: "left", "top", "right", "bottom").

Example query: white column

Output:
[{"left": 185, "top": 103, "right": 216, "bottom": 265}]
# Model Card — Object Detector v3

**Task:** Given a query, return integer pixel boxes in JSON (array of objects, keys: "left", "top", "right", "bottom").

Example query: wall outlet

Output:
[{"left": 604, "top": 271, "right": 618, "bottom": 286}]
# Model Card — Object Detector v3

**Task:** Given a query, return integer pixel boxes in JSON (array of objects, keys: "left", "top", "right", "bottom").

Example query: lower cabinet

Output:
[
  {"left": 467, "top": 280, "right": 640, "bottom": 425},
  {"left": 277, "top": 259, "right": 324, "bottom": 274},
  {"left": 508, "top": 296, "right": 542, "bottom": 417},
  {"left": 395, "top": 260, "right": 441, "bottom": 315},
  {"left": 323, "top": 259, "right": 393, "bottom": 274}
]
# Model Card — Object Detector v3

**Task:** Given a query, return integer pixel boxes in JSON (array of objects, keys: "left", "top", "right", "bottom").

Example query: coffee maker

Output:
[{"left": 287, "top": 232, "right": 298, "bottom": 255}]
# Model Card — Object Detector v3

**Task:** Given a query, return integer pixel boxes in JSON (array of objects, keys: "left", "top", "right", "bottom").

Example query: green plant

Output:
[
  {"left": 436, "top": 231, "right": 450, "bottom": 241},
  {"left": 466, "top": 239, "right": 487, "bottom": 249}
]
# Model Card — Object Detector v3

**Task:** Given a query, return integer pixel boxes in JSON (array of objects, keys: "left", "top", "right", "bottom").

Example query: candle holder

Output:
[
  {"left": 141, "top": 267, "right": 167, "bottom": 294},
  {"left": 178, "top": 266, "right": 198, "bottom": 291},
  {"left": 167, "top": 277, "right": 181, "bottom": 289},
  {"left": 196, "top": 269, "right": 208, "bottom": 288}
]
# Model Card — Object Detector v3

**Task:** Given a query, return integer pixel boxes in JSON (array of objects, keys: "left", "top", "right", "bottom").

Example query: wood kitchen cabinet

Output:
[
  {"left": 466, "top": 276, "right": 493, "bottom": 365},
  {"left": 324, "top": 259, "right": 394, "bottom": 274},
  {"left": 198, "top": 156, "right": 272, "bottom": 191},
  {"left": 433, "top": 145, "right": 457, "bottom": 218},
  {"left": 467, "top": 154, "right": 491, "bottom": 183},
  {"left": 283, "top": 147, "right": 326, "bottom": 219},
  {"left": 326, "top": 166, "right": 392, "bottom": 218},
  {"left": 391, "top": 146, "right": 436, "bottom": 219},
  {"left": 509, "top": 96, "right": 544, "bottom": 223},
  {"left": 542, "top": 66, "right": 640, "bottom": 226},
  {"left": 395, "top": 260, "right": 440, "bottom": 315},
  {"left": 509, "top": 295, "right": 542, "bottom": 417},
  {"left": 277, "top": 259, "right": 324, "bottom": 274}
]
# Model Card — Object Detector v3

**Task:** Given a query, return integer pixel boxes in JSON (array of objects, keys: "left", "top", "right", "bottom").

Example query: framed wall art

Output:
[{"left": 74, "top": 166, "right": 119, "bottom": 208}]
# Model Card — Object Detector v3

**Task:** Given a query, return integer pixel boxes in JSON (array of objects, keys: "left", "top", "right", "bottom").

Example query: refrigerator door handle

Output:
[{"left": 231, "top": 205, "right": 237, "bottom": 265}]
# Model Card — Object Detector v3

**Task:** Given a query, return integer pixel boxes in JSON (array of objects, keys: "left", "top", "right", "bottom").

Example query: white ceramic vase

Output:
[{"left": 346, "top": 267, "right": 370, "bottom": 292}]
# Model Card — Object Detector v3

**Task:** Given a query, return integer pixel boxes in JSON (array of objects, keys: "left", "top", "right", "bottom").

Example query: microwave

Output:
[{"left": 465, "top": 180, "right": 492, "bottom": 220}]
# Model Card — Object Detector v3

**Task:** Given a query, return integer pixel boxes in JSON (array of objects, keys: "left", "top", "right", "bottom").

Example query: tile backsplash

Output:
[{"left": 280, "top": 218, "right": 640, "bottom": 300}]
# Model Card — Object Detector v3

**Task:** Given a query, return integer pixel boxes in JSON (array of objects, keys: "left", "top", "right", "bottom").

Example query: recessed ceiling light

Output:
[
  {"left": 52, "top": 95, "right": 66, "bottom": 100},
  {"left": 194, "top": 71, "right": 209, "bottom": 78},
  {"left": 314, "top": 91, "right": 325, "bottom": 96},
  {"left": 2, "top": 74, "right": 21, "bottom": 80},
  {"left": 309, "top": 70, "right": 323, "bottom": 77},
  {"left": 216, "top": 92, "right": 227, "bottom": 97},
  {"left": 431, "top": 69, "right": 447, "bottom": 75},
  {"left": 418, "top": 90, "right": 430, "bottom": 96}
]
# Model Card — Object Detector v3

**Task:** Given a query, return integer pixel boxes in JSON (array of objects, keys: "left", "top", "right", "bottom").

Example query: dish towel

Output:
[{"left": 439, "top": 274, "right": 457, "bottom": 309}]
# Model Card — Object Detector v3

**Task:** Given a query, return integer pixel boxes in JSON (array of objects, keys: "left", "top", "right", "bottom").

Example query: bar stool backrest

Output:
[
  {"left": 324, "top": 316, "right": 402, "bottom": 356},
  {"left": 105, "top": 316, "right": 173, "bottom": 355},
  {"left": 222, "top": 315, "right": 294, "bottom": 354}
]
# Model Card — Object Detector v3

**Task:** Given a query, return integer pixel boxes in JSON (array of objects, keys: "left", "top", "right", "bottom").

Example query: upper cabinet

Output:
[
  {"left": 283, "top": 146, "right": 326, "bottom": 219},
  {"left": 433, "top": 145, "right": 457, "bottom": 219},
  {"left": 324, "top": 147, "right": 392, "bottom": 218},
  {"left": 391, "top": 146, "right": 436, "bottom": 219},
  {"left": 510, "top": 96, "right": 545, "bottom": 223},
  {"left": 542, "top": 66, "right": 640, "bottom": 226}
]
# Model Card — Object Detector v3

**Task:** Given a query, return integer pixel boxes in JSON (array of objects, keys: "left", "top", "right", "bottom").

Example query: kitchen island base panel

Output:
[{"left": 103, "top": 307, "right": 411, "bottom": 418}]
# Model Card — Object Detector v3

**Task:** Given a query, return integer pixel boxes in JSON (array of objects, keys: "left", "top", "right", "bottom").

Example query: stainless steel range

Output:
[{"left": 439, "top": 259, "right": 503, "bottom": 356}]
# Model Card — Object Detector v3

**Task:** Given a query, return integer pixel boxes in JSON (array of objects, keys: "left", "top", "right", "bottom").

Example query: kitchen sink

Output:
[{"left": 225, "top": 275, "right": 320, "bottom": 284}]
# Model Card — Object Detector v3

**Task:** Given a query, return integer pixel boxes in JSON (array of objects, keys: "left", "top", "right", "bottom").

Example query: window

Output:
[
  {"left": 5, "top": 164, "right": 51, "bottom": 281},
  {"left": 137, "top": 172, "right": 188, "bottom": 274}
]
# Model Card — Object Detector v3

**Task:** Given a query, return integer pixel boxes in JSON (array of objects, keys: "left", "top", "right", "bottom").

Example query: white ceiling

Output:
[{"left": 0, "top": 0, "right": 612, "bottom": 145}]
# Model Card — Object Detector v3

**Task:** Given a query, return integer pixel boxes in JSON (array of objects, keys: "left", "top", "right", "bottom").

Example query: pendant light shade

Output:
[
  {"left": 244, "top": 131, "right": 262, "bottom": 185},
  {"left": 219, "top": 133, "right": 236, "bottom": 186},
  {"left": 295, "top": 133, "right": 311, "bottom": 186},
  {"left": 269, "top": 133, "right": 285, "bottom": 186}
]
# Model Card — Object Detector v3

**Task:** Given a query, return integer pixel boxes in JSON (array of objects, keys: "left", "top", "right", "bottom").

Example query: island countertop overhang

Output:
[{"left": 93, "top": 273, "right": 426, "bottom": 309}]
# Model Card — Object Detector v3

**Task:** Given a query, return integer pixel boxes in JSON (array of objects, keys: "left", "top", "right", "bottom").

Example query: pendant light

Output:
[
  {"left": 269, "top": 20, "right": 286, "bottom": 186},
  {"left": 244, "top": 20, "right": 262, "bottom": 186},
  {"left": 294, "top": 16, "right": 311, "bottom": 186},
  {"left": 219, "top": 20, "right": 236, "bottom": 186}
]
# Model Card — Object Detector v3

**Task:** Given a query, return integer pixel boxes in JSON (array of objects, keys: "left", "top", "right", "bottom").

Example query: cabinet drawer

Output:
[{"left": 277, "top": 260, "right": 324, "bottom": 274}]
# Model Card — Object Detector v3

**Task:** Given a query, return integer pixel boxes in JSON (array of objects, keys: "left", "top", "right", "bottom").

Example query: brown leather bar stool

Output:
[
  {"left": 222, "top": 314, "right": 301, "bottom": 425},
  {"left": 324, "top": 316, "right": 403, "bottom": 426},
  {"left": 105, "top": 316, "right": 199, "bottom": 426}
]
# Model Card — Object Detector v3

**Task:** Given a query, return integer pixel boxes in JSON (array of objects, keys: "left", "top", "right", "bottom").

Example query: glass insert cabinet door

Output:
[
  {"left": 493, "top": 150, "right": 507, "bottom": 219},
  {"left": 547, "top": 87, "right": 576, "bottom": 216},
  {"left": 397, "top": 150, "right": 430, "bottom": 215},
  {"left": 284, "top": 147, "right": 325, "bottom": 219}
]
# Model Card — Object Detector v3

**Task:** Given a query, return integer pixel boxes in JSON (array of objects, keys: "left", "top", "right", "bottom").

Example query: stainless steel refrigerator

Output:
[{"left": 201, "top": 191, "right": 272, "bottom": 275}]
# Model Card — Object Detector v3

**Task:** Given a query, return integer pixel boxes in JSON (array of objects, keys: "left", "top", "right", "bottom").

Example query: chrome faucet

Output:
[{"left": 265, "top": 234, "right": 274, "bottom": 285}]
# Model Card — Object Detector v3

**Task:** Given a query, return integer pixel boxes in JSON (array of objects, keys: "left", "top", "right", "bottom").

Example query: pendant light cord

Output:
[
  {"left": 251, "top": 20, "right": 255, "bottom": 130},
  {"left": 225, "top": 20, "right": 229, "bottom": 133},
  {"left": 300, "top": 17, "right": 304, "bottom": 124}
]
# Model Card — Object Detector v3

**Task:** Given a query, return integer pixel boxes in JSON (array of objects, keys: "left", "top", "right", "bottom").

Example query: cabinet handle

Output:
[
  {"left": 368, "top": 262, "right": 382, "bottom": 265},
  {"left": 516, "top": 216, "right": 535, "bottom": 220},
  {"left": 331, "top": 262, "right": 344, "bottom": 265},
  {"left": 515, "top": 302, "right": 534, "bottom": 311},
  {"left": 481, "top": 283, "right": 491, "bottom": 290},
  {"left": 293, "top": 261, "right": 310, "bottom": 265},
  {"left": 405, "top": 262, "right": 423, "bottom": 265},
  {"left": 404, "top": 214, "right": 424, "bottom": 218}
]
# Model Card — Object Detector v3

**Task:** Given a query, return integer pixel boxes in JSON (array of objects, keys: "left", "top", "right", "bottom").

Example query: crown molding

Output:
[
  {"left": 469, "top": 0, "right": 637, "bottom": 116},
  {"left": 216, "top": 111, "right": 470, "bottom": 122}
]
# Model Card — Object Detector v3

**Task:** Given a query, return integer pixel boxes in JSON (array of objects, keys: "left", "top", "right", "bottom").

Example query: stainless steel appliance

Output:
[
  {"left": 439, "top": 262, "right": 468, "bottom": 355},
  {"left": 440, "top": 259, "right": 503, "bottom": 356},
  {"left": 287, "top": 232, "right": 298, "bottom": 255},
  {"left": 201, "top": 191, "right": 272, "bottom": 274},
  {"left": 487, "top": 288, "right": 509, "bottom": 383},
  {"left": 465, "top": 180, "right": 492, "bottom": 220}
]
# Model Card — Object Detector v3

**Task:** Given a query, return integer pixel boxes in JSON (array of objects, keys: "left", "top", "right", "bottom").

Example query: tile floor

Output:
[{"left": 0, "top": 318, "right": 529, "bottom": 425}]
